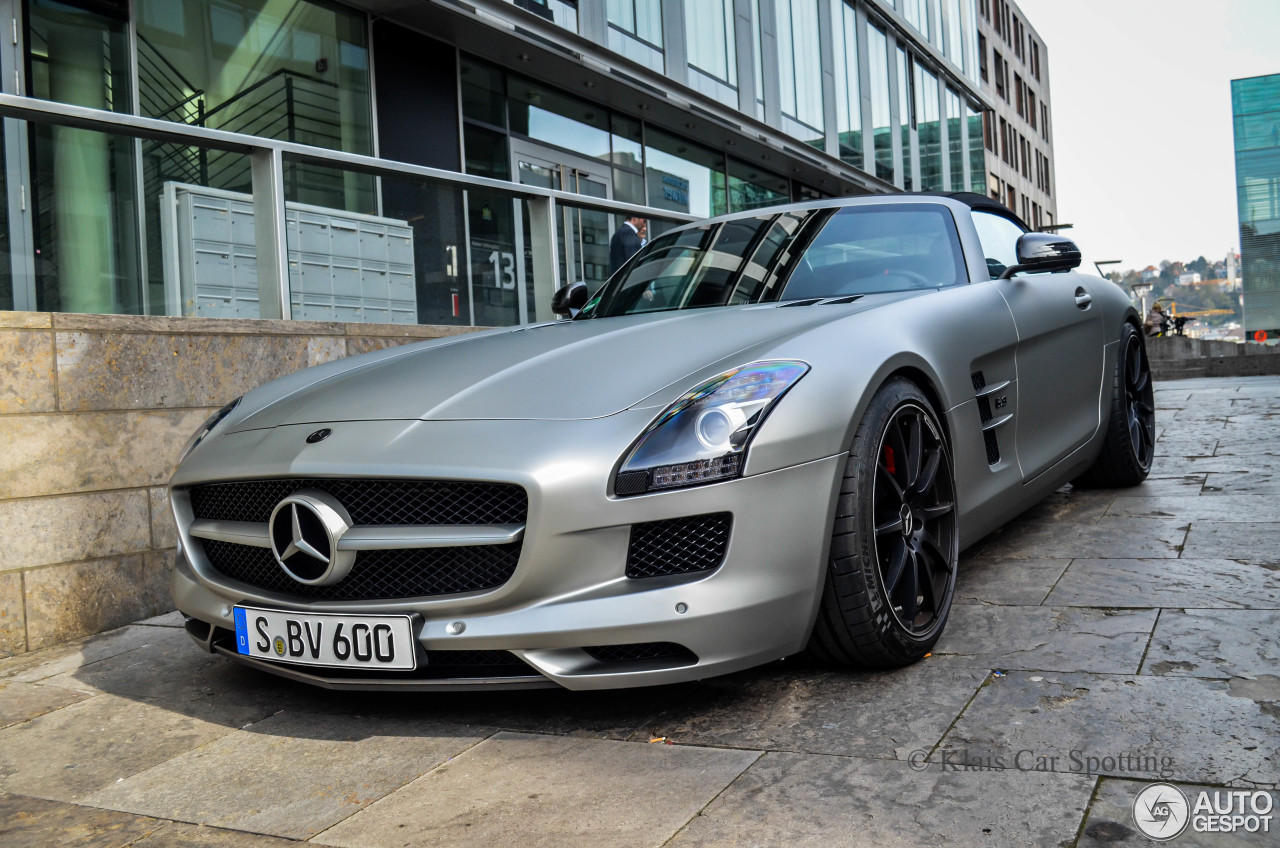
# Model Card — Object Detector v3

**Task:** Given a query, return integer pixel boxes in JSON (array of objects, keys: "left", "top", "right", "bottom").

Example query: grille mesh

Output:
[
  {"left": 188, "top": 478, "right": 527, "bottom": 526},
  {"left": 584, "top": 642, "right": 698, "bottom": 665},
  {"left": 626, "top": 513, "right": 731, "bottom": 579},
  {"left": 200, "top": 538, "right": 520, "bottom": 601}
]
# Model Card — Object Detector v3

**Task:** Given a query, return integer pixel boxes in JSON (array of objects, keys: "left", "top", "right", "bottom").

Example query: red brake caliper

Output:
[{"left": 884, "top": 444, "right": 896, "bottom": 474}]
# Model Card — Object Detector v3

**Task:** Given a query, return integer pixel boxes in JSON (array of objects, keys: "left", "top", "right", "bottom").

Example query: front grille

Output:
[
  {"left": 188, "top": 478, "right": 527, "bottom": 526},
  {"left": 626, "top": 513, "right": 731, "bottom": 579},
  {"left": 584, "top": 642, "right": 698, "bottom": 665},
  {"left": 200, "top": 538, "right": 520, "bottom": 601}
]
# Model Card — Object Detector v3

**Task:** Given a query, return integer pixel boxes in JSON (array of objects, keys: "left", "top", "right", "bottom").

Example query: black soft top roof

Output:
[{"left": 909, "top": 191, "right": 1029, "bottom": 229}]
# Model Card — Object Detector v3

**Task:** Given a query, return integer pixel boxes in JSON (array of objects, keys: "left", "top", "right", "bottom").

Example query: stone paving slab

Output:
[
  {"left": 0, "top": 789, "right": 165, "bottom": 848},
  {"left": 1183, "top": 522, "right": 1280, "bottom": 566},
  {"left": 666, "top": 753, "right": 1096, "bottom": 848},
  {"left": 312, "top": 732, "right": 760, "bottom": 848},
  {"left": 83, "top": 709, "right": 490, "bottom": 840},
  {"left": 1202, "top": 471, "right": 1280, "bottom": 495},
  {"left": 933, "top": 606, "right": 1157, "bottom": 674},
  {"left": 0, "top": 679, "right": 91, "bottom": 730},
  {"left": 1044, "top": 558, "right": 1280, "bottom": 609},
  {"left": 129, "top": 821, "right": 305, "bottom": 846},
  {"left": 0, "top": 694, "right": 240, "bottom": 802},
  {"left": 963, "top": 517, "right": 1188, "bottom": 560},
  {"left": 1106, "top": 495, "right": 1274, "bottom": 522},
  {"left": 955, "top": 556, "right": 1070, "bottom": 605},
  {"left": 1143, "top": 609, "right": 1280, "bottom": 679},
  {"left": 640, "top": 662, "right": 988, "bottom": 759},
  {"left": 939, "top": 672, "right": 1280, "bottom": 787}
]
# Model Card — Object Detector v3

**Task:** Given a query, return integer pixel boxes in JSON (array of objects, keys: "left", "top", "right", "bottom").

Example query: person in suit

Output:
[{"left": 609, "top": 216, "right": 646, "bottom": 276}]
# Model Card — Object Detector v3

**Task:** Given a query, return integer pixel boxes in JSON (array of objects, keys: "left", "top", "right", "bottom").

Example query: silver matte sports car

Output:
[{"left": 170, "top": 193, "right": 1155, "bottom": 691}]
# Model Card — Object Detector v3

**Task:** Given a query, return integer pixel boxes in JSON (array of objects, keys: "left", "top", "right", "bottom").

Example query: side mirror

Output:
[
  {"left": 998, "top": 233, "right": 1082, "bottom": 279},
  {"left": 550, "top": 281, "right": 590, "bottom": 318}
]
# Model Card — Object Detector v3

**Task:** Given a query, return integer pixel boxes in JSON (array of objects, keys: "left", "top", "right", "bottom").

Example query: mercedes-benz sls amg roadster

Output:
[{"left": 169, "top": 192, "right": 1155, "bottom": 691}]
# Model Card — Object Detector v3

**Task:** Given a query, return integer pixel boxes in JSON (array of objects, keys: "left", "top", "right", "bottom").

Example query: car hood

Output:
[{"left": 232, "top": 296, "right": 911, "bottom": 426}]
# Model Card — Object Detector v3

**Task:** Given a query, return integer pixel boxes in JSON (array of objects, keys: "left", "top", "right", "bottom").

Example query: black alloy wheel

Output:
[
  {"left": 872, "top": 402, "right": 957, "bottom": 636},
  {"left": 1123, "top": 332, "right": 1156, "bottom": 471},
  {"left": 1076, "top": 322, "right": 1156, "bottom": 488}
]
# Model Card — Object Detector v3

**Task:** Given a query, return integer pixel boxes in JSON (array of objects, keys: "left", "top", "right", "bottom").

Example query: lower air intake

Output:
[
  {"left": 583, "top": 642, "right": 698, "bottom": 666},
  {"left": 625, "top": 513, "right": 731, "bottom": 578}
]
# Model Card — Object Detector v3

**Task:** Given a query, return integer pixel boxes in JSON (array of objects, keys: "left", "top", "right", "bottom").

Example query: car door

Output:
[{"left": 971, "top": 210, "right": 1105, "bottom": 480}]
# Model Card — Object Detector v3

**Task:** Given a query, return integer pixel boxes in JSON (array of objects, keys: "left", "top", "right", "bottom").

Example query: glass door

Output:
[{"left": 511, "top": 140, "right": 614, "bottom": 322}]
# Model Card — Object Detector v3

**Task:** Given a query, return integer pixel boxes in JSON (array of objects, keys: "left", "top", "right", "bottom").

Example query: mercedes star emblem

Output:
[{"left": 267, "top": 490, "right": 356, "bottom": 586}]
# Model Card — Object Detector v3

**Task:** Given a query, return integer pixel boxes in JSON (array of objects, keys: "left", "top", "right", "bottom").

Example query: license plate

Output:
[{"left": 233, "top": 607, "right": 417, "bottom": 670}]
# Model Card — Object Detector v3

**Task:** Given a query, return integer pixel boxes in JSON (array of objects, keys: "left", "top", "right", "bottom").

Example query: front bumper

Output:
[{"left": 171, "top": 417, "right": 845, "bottom": 691}]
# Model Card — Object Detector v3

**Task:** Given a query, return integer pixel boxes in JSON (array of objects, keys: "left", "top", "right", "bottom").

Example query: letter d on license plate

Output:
[{"left": 233, "top": 607, "right": 416, "bottom": 670}]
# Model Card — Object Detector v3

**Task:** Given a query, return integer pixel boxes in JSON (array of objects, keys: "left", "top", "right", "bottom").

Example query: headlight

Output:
[
  {"left": 177, "top": 397, "right": 241, "bottom": 462},
  {"left": 615, "top": 360, "right": 809, "bottom": 495}
]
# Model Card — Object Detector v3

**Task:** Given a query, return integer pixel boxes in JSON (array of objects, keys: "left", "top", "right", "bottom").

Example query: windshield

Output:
[{"left": 581, "top": 203, "right": 966, "bottom": 318}]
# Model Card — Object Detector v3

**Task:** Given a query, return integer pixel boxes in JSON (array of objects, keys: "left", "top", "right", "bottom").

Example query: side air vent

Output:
[{"left": 971, "top": 371, "right": 1001, "bottom": 466}]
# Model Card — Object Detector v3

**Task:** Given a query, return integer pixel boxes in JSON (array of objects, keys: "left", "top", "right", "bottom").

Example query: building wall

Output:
[
  {"left": 1232, "top": 72, "right": 1280, "bottom": 338},
  {"left": 0, "top": 312, "right": 476, "bottom": 657},
  {"left": 974, "top": 0, "right": 1056, "bottom": 228}
]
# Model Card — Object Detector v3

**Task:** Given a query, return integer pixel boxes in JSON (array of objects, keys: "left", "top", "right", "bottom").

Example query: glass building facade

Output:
[
  {"left": 1233, "top": 72, "right": 1280, "bottom": 339},
  {"left": 0, "top": 0, "right": 990, "bottom": 327}
]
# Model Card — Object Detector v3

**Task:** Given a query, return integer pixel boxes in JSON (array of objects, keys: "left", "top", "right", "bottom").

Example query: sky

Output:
[{"left": 1014, "top": 0, "right": 1280, "bottom": 272}]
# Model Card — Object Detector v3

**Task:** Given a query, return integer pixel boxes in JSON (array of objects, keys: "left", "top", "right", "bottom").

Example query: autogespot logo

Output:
[{"left": 1133, "top": 783, "right": 1190, "bottom": 841}]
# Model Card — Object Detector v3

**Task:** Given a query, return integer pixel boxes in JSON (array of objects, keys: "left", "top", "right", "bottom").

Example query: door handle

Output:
[{"left": 1074, "top": 287, "right": 1092, "bottom": 309}]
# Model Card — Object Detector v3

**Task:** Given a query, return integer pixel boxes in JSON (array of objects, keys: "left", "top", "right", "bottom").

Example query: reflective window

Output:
[
  {"left": 946, "top": 89, "right": 963, "bottom": 191},
  {"left": 461, "top": 56, "right": 507, "bottom": 128},
  {"left": 728, "top": 160, "right": 789, "bottom": 213},
  {"left": 611, "top": 115, "right": 645, "bottom": 204},
  {"left": 644, "top": 128, "right": 726, "bottom": 218},
  {"left": 867, "top": 25, "right": 894, "bottom": 182},
  {"left": 508, "top": 78, "right": 612, "bottom": 163},
  {"left": 27, "top": 0, "right": 142, "bottom": 315},
  {"left": 944, "top": 0, "right": 966, "bottom": 75},
  {"left": 785, "top": 205, "right": 966, "bottom": 298},
  {"left": 584, "top": 211, "right": 824, "bottom": 317},
  {"left": 607, "top": 0, "right": 664, "bottom": 72},
  {"left": 776, "top": 0, "right": 825, "bottom": 144},
  {"left": 686, "top": 0, "right": 736, "bottom": 87},
  {"left": 752, "top": 0, "right": 765, "bottom": 113},
  {"left": 902, "top": 0, "right": 930, "bottom": 40},
  {"left": 898, "top": 47, "right": 913, "bottom": 190},
  {"left": 916, "top": 63, "right": 942, "bottom": 190},
  {"left": 509, "top": 0, "right": 579, "bottom": 31},
  {"left": 832, "top": 0, "right": 863, "bottom": 171},
  {"left": 971, "top": 209, "right": 1026, "bottom": 279},
  {"left": 136, "top": 0, "right": 373, "bottom": 212},
  {"left": 966, "top": 102, "right": 985, "bottom": 193}
]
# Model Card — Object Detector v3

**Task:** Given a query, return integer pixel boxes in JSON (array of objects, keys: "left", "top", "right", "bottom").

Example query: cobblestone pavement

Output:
[{"left": 1, "top": 376, "right": 1278, "bottom": 847}]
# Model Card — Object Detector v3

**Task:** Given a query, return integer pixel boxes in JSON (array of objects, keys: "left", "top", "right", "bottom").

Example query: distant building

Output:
[
  {"left": 1232, "top": 72, "right": 1280, "bottom": 341},
  {"left": 1225, "top": 250, "right": 1239, "bottom": 283},
  {"left": 974, "top": 0, "right": 1056, "bottom": 229},
  {"left": 1177, "top": 272, "right": 1202, "bottom": 286},
  {"left": 1140, "top": 265, "right": 1159, "bottom": 282}
]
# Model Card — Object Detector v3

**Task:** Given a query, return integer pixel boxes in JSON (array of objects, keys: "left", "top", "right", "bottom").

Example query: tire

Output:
[
  {"left": 1076, "top": 322, "right": 1155, "bottom": 488},
  {"left": 808, "top": 378, "right": 959, "bottom": 668}
]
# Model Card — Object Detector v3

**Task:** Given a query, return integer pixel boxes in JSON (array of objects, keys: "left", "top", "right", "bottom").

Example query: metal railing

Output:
[{"left": 0, "top": 92, "right": 696, "bottom": 322}]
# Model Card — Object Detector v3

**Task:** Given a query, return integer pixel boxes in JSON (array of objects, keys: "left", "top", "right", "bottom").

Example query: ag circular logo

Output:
[
  {"left": 267, "top": 490, "right": 356, "bottom": 586},
  {"left": 273, "top": 636, "right": 286, "bottom": 657},
  {"left": 1133, "top": 783, "right": 1190, "bottom": 841}
]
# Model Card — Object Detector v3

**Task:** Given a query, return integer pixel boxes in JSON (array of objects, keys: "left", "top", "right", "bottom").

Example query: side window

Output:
[{"left": 971, "top": 210, "right": 1026, "bottom": 279}]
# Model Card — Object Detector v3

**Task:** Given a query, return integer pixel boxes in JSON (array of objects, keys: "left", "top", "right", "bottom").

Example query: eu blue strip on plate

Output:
[{"left": 233, "top": 607, "right": 250, "bottom": 655}]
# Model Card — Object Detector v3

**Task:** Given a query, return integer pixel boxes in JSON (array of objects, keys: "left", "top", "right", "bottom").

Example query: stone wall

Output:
[
  {"left": 1148, "top": 336, "right": 1280, "bottom": 380},
  {"left": 0, "top": 311, "right": 477, "bottom": 657}
]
